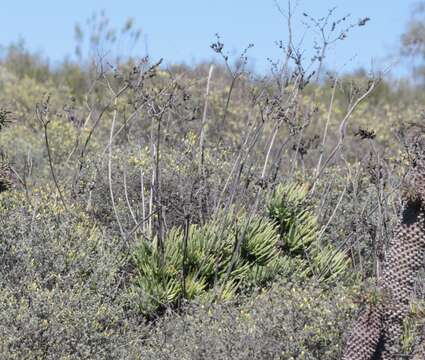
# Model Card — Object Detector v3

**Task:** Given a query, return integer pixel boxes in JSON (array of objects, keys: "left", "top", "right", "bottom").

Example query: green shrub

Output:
[
  {"left": 0, "top": 190, "right": 145, "bottom": 359},
  {"left": 139, "top": 280, "right": 359, "bottom": 360}
]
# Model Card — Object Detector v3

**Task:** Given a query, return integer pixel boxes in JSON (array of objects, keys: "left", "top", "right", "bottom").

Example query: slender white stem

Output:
[
  {"left": 108, "top": 96, "right": 125, "bottom": 238},
  {"left": 199, "top": 65, "right": 214, "bottom": 163}
]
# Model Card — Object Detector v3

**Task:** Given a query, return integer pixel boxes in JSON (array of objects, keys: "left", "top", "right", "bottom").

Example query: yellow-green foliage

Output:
[
  {"left": 0, "top": 75, "right": 73, "bottom": 128},
  {"left": 0, "top": 118, "right": 78, "bottom": 185}
]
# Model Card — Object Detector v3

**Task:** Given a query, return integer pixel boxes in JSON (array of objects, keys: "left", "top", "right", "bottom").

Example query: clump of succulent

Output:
[
  {"left": 131, "top": 211, "right": 281, "bottom": 315},
  {"left": 267, "top": 183, "right": 350, "bottom": 283},
  {"left": 267, "top": 183, "right": 317, "bottom": 255},
  {"left": 131, "top": 182, "right": 351, "bottom": 316}
]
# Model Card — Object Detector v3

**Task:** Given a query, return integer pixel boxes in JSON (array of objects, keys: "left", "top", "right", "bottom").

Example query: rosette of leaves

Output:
[
  {"left": 267, "top": 183, "right": 317, "bottom": 255},
  {"left": 131, "top": 212, "right": 281, "bottom": 316},
  {"left": 309, "top": 244, "right": 351, "bottom": 283},
  {"left": 267, "top": 183, "right": 350, "bottom": 283}
]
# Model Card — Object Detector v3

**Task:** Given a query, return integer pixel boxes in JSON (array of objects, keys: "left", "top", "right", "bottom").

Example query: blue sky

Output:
[{"left": 0, "top": 1, "right": 417, "bottom": 76}]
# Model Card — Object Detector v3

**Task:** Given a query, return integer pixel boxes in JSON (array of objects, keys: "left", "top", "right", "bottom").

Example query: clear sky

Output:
[{"left": 0, "top": 1, "right": 417, "bottom": 76}]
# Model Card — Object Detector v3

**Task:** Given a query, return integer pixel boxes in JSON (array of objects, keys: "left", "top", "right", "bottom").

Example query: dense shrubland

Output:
[{"left": 1, "top": 4, "right": 425, "bottom": 359}]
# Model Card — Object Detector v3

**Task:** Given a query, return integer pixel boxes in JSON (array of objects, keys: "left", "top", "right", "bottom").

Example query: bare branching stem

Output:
[{"left": 36, "top": 104, "right": 68, "bottom": 211}]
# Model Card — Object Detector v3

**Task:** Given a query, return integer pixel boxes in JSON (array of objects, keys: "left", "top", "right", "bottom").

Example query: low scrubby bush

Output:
[
  {"left": 0, "top": 190, "right": 145, "bottom": 359},
  {"left": 139, "top": 280, "right": 359, "bottom": 360}
]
